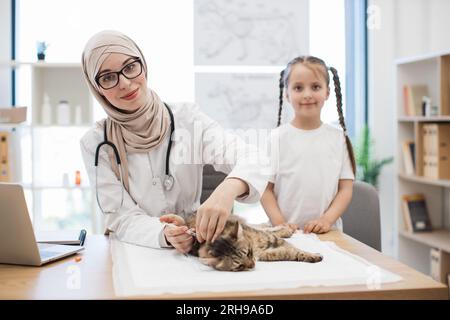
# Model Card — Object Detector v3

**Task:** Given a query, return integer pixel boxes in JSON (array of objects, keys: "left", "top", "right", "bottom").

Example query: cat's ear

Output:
[{"left": 230, "top": 221, "right": 243, "bottom": 240}]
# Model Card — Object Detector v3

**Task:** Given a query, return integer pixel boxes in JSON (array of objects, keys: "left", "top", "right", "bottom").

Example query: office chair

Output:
[
  {"left": 342, "top": 180, "right": 382, "bottom": 251},
  {"left": 200, "top": 167, "right": 382, "bottom": 251},
  {"left": 200, "top": 165, "right": 227, "bottom": 204}
]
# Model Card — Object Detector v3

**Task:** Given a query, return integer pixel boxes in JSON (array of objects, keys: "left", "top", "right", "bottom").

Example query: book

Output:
[
  {"left": 403, "top": 85, "right": 429, "bottom": 116},
  {"left": 0, "top": 131, "right": 10, "bottom": 182},
  {"left": 402, "top": 140, "right": 415, "bottom": 175},
  {"left": 401, "top": 194, "right": 432, "bottom": 232},
  {"left": 35, "top": 229, "right": 87, "bottom": 246}
]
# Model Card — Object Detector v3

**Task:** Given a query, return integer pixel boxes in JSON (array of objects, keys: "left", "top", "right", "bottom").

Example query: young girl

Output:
[{"left": 261, "top": 56, "right": 356, "bottom": 234}]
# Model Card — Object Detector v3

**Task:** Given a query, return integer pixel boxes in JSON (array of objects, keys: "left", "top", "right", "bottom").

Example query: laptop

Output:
[{"left": 0, "top": 183, "right": 84, "bottom": 266}]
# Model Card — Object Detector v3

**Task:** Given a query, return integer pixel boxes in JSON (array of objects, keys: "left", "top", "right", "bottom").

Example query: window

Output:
[
  {"left": 310, "top": 0, "right": 347, "bottom": 127},
  {"left": 14, "top": 0, "right": 351, "bottom": 227},
  {"left": 16, "top": 0, "right": 194, "bottom": 102}
]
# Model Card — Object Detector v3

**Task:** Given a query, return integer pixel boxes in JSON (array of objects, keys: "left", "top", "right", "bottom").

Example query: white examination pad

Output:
[{"left": 111, "top": 232, "right": 402, "bottom": 297}]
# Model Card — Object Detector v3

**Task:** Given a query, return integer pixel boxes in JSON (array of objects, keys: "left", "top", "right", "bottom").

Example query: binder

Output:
[
  {"left": 422, "top": 124, "right": 450, "bottom": 179},
  {"left": 0, "top": 131, "right": 10, "bottom": 182}
]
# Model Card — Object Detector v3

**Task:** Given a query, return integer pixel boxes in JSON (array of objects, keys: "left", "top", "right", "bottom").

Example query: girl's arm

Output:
[
  {"left": 260, "top": 183, "right": 287, "bottom": 226},
  {"left": 304, "top": 179, "right": 353, "bottom": 234}
]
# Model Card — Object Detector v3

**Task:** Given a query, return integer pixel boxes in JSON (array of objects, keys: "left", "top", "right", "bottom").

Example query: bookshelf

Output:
[
  {"left": 1, "top": 61, "right": 102, "bottom": 234},
  {"left": 395, "top": 51, "right": 450, "bottom": 285}
]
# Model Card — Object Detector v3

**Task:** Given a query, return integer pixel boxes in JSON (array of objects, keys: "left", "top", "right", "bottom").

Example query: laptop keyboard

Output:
[{"left": 39, "top": 251, "right": 59, "bottom": 259}]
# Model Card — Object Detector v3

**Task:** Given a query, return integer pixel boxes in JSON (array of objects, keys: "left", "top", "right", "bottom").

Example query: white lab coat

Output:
[{"left": 80, "top": 102, "right": 269, "bottom": 248}]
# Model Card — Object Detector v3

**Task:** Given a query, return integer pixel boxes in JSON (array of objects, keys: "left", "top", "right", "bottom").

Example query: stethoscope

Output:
[{"left": 94, "top": 103, "right": 175, "bottom": 214}]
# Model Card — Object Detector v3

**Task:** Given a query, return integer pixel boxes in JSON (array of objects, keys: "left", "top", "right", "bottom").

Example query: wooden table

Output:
[{"left": 0, "top": 232, "right": 447, "bottom": 299}]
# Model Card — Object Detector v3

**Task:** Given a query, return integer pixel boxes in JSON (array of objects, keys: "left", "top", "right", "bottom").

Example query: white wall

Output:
[
  {"left": 0, "top": 0, "right": 12, "bottom": 106},
  {"left": 369, "top": 0, "right": 450, "bottom": 256}
]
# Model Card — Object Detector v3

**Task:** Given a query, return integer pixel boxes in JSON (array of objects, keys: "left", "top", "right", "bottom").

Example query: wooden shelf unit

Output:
[{"left": 395, "top": 51, "right": 450, "bottom": 285}]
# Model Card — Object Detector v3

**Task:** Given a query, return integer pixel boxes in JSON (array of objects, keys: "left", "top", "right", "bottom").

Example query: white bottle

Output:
[
  {"left": 74, "top": 105, "right": 83, "bottom": 125},
  {"left": 57, "top": 100, "right": 71, "bottom": 125},
  {"left": 41, "top": 94, "right": 52, "bottom": 125}
]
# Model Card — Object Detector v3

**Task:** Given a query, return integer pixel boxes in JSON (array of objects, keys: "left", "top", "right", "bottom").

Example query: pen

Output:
[
  {"left": 185, "top": 228, "right": 197, "bottom": 238},
  {"left": 78, "top": 229, "right": 87, "bottom": 246}
]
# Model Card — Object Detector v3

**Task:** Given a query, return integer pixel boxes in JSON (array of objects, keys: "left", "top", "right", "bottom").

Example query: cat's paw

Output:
[
  {"left": 276, "top": 224, "right": 297, "bottom": 238},
  {"left": 297, "top": 252, "right": 323, "bottom": 263},
  {"left": 309, "top": 253, "right": 323, "bottom": 263}
]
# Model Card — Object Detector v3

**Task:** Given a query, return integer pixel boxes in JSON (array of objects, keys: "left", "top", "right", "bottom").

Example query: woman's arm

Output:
[
  {"left": 192, "top": 104, "right": 270, "bottom": 243},
  {"left": 260, "top": 183, "right": 286, "bottom": 226},
  {"left": 196, "top": 177, "right": 248, "bottom": 243},
  {"left": 304, "top": 179, "right": 353, "bottom": 234},
  {"left": 80, "top": 132, "right": 186, "bottom": 249}
]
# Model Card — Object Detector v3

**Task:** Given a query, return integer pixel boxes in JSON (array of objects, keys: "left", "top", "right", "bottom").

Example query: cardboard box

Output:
[
  {"left": 0, "top": 107, "right": 27, "bottom": 124},
  {"left": 430, "top": 248, "right": 450, "bottom": 284}
]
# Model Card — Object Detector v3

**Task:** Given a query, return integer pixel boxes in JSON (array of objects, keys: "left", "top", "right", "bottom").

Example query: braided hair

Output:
[{"left": 277, "top": 56, "right": 356, "bottom": 174}]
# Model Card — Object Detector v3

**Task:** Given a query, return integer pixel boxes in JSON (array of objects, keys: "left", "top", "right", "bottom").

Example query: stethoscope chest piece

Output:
[
  {"left": 95, "top": 102, "right": 175, "bottom": 214},
  {"left": 163, "top": 174, "right": 174, "bottom": 191}
]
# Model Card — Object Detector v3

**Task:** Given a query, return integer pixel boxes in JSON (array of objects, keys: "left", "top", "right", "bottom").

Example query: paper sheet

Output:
[{"left": 110, "top": 232, "right": 402, "bottom": 297}]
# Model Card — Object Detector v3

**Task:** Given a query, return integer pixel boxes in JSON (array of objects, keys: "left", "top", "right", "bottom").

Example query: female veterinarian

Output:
[{"left": 80, "top": 30, "right": 267, "bottom": 254}]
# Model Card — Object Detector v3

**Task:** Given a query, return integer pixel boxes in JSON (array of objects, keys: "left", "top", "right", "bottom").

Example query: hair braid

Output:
[
  {"left": 329, "top": 66, "right": 356, "bottom": 175},
  {"left": 277, "top": 69, "right": 285, "bottom": 127}
]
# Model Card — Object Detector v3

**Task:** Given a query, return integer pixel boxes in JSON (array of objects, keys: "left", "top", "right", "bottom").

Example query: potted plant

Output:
[
  {"left": 354, "top": 125, "right": 393, "bottom": 189},
  {"left": 36, "top": 41, "right": 49, "bottom": 61}
]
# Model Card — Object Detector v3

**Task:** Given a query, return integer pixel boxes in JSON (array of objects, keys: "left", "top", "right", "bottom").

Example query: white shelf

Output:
[
  {"left": 28, "top": 186, "right": 91, "bottom": 190},
  {"left": 399, "top": 229, "right": 450, "bottom": 253},
  {"left": 399, "top": 173, "right": 450, "bottom": 188},
  {"left": 31, "top": 124, "right": 92, "bottom": 129},
  {"left": 0, "top": 123, "right": 25, "bottom": 129},
  {"left": 398, "top": 116, "right": 450, "bottom": 122},
  {"left": 395, "top": 50, "right": 450, "bottom": 65},
  {"left": 0, "top": 61, "right": 81, "bottom": 68},
  {"left": 3, "top": 59, "right": 99, "bottom": 234}
]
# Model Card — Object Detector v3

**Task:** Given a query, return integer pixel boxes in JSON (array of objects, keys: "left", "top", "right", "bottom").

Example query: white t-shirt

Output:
[{"left": 268, "top": 122, "right": 355, "bottom": 231}]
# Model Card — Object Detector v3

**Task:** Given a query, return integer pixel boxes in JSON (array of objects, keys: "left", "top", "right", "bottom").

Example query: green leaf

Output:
[{"left": 354, "top": 125, "right": 393, "bottom": 189}]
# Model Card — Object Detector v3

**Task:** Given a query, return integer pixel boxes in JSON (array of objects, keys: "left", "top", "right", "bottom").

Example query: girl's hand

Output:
[
  {"left": 163, "top": 224, "right": 194, "bottom": 254},
  {"left": 303, "top": 217, "right": 332, "bottom": 234}
]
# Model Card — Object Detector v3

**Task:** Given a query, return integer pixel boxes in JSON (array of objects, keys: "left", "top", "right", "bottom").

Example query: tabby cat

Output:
[{"left": 161, "top": 214, "right": 323, "bottom": 272}]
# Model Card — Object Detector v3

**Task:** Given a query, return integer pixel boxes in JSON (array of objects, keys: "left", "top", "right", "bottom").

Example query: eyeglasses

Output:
[{"left": 95, "top": 59, "right": 143, "bottom": 90}]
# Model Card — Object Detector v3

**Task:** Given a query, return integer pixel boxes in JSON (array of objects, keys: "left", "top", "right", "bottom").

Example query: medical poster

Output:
[
  {"left": 195, "top": 73, "right": 293, "bottom": 130},
  {"left": 194, "top": 0, "right": 309, "bottom": 65}
]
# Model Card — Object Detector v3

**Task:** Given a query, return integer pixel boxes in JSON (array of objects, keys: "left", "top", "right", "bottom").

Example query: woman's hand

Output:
[
  {"left": 196, "top": 178, "right": 249, "bottom": 243},
  {"left": 160, "top": 214, "right": 193, "bottom": 254},
  {"left": 163, "top": 224, "right": 194, "bottom": 254},
  {"left": 303, "top": 217, "right": 332, "bottom": 234}
]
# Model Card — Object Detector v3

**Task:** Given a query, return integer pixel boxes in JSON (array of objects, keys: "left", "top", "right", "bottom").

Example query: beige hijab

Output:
[{"left": 82, "top": 30, "right": 170, "bottom": 192}]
